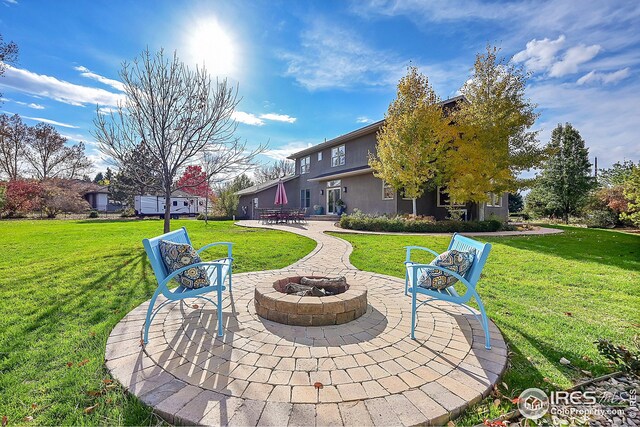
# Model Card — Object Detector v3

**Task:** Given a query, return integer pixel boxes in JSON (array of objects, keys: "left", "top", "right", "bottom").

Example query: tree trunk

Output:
[
  {"left": 164, "top": 187, "right": 171, "bottom": 233},
  {"left": 412, "top": 198, "right": 417, "bottom": 216},
  {"left": 563, "top": 212, "right": 569, "bottom": 224},
  {"left": 479, "top": 202, "right": 485, "bottom": 221}
]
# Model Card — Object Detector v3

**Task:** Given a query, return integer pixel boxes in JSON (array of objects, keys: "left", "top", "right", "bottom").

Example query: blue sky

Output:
[{"left": 1, "top": 0, "right": 638, "bottom": 175}]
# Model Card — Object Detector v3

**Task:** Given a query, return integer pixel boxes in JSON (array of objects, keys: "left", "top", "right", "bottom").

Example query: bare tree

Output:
[
  {"left": 23, "top": 123, "right": 91, "bottom": 180},
  {"left": 0, "top": 114, "right": 29, "bottom": 180},
  {"left": 0, "top": 34, "right": 19, "bottom": 101},
  {"left": 93, "top": 48, "right": 263, "bottom": 232},
  {"left": 255, "top": 159, "right": 295, "bottom": 183}
]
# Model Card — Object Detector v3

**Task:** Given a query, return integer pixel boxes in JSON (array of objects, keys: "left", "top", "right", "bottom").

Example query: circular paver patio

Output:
[{"left": 105, "top": 221, "right": 508, "bottom": 426}]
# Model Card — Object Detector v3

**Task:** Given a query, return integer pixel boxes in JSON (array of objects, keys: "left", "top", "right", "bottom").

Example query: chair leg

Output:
[
  {"left": 143, "top": 288, "right": 161, "bottom": 344},
  {"left": 404, "top": 270, "right": 409, "bottom": 296},
  {"left": 475, "top": 295, "right": 492, "bottom": 350},
  {"left": 228, "top": 267, "right": 232, "bottom": 292},
  {"left": 217, "top": 287, "right": 224, "bottom": 337},
  {"left": 411, "top": 289, "right": 417, "bottom": 340}
]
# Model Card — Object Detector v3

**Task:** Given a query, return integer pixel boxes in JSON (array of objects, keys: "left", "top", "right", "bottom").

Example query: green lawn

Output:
[
  {"left": 330, "top": 226, "right": 640, "bottom": 424},
  {"left": 0, "top": 219, "right": 315, "bottom": 426}
]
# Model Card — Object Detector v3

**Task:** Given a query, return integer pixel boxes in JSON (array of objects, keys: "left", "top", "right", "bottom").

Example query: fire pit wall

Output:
[{"left": 254, "top": 276, "right": 368, "bottom": 326}]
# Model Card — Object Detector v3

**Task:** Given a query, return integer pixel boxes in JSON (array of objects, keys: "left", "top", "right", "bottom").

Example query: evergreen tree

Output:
[
  {"left": 540, "top": 123, "right": 594, "bottom": 223},
  {"left": 508, "top": 192, "right": 524, "bottom": 213}
]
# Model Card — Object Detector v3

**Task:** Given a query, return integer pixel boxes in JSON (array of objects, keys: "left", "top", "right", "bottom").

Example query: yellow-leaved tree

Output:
[
  {"left": 369, "top": 66, "right": 457, "bottom": 215},
  {"left": 447, "top": 46, "right": 542, "bottom": 218}
]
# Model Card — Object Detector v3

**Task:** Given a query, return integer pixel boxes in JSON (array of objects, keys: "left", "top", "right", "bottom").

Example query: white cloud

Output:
[
  {"left": 577, "top": 67, "right": 631, "bottom": 85},
  {"left": 22, "top": 116, "right": 79, "bottom": 128},
  {"left": 259, "top": 113, "right": 296, "bottom": 123},
  {"left": 0, "top": 65, "right": 125, "bottom": 107},
  {"left": 97, "top": 106, "right": 118, "bottom": 115},
  {"left": 27, "top": 102, "right": 45, "bottom": 109},
  {"left": 549, "top": 44, "right": 601, "bottom": 77},
  {"left": 512, "top": 35, "right": 566, "bottom": 72},
  {"left": 232, "top": 111, "right": 298, "bottom": 126},
  {"left": 263, "top": 141, "right": 313, "bottom": 161},
  {"left": 513, "top": 37, "right": 602, "bottom": 78},
  {"left": 3, "top": 0, "right": 18, "bottom": 4},
  {"left": 281, "top": 20, "right": 408, "bottom": 90},
  {"left": 74, "top": 65, "right": 125, "bottom": 92},
  {"left": 232, "top": 111, "right": 265, "bottom": 126},
  {"left": 356, "top": 116, "right": 373, "bottom": 124}
]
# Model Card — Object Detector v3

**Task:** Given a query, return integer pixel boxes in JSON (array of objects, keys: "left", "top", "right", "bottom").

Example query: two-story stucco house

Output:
[{"left": 236, "top": 96, "right": 508, "bottom": 221}]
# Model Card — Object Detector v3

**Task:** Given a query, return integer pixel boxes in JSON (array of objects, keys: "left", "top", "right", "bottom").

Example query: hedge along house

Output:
[{"left": 236, "top": 96, "right": 508, "bottom": 221}]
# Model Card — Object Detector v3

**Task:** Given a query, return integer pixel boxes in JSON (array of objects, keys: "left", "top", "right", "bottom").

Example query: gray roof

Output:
[
  {"left": 287, "top": 95, "right": 466, "bottom": 160},
  {"left": 235, "top": 175, "right": 298, "bottom": 196}
]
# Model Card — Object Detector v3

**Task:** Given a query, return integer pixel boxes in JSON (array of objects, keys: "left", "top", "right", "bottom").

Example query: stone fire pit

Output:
[{"left": 254, "top": 275, "right": 367, "bottom": 326}]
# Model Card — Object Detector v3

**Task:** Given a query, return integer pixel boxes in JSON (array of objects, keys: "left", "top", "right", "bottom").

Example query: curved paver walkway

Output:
[{"left": 106, "top": 221, "right": 508, "bottom": 426}]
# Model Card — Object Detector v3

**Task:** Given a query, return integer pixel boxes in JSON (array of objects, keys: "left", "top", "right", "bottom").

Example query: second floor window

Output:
[
  {"left": 317, "top": 152, "right": 323, "bottom": 161},
  {"left": 300, "top": 156, "right": 310, "bottom": 174},
  {"left": 331, "top": 145, "right": 345, "bottom": 167}
]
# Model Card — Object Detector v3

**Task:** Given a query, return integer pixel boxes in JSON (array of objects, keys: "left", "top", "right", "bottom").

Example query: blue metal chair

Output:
[
  {"left": 404, "top": 233, "right": 493, "bottom": 349},
  {"left": 142, "top": 227, "right": 233, "bottom": 344}
]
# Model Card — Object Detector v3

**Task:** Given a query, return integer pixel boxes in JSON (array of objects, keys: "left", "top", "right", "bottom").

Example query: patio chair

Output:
[
  {"left": 142, "top": 227, "right": 233, "bottom": 344},
  {"left": 404, "top": 233, "right": 493, "bottom": 349}
]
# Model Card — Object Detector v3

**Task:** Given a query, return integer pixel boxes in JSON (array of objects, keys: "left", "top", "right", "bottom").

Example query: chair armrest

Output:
[
  {"left": 404, "top": 245, "right": 440, "bottom": 263},
  {"left": 160, "top": 260, "right": 230, "bottom": 288},
  {"left": 197, "top": 242, "right": 233, "bottom": 260},
  {"left": 406, "top": 263, "right": 474, "bottom": 290}
]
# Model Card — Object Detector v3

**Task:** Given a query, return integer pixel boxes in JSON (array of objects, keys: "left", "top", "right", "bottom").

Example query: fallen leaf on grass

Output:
[
  {"left": 511, "top": 397, "right": 520, "bottom": 404},
  {"left": 23, "top": 416, "right": 33, "bottom": 422},
  {"left": 105, "top": 384, "right": 116, "bottom": 390},
  {"left": 89, "top": 332, "right": 96, "bottom": 338},
  {"left": 582, "top": 355, "right": 593, "bottom": 363},
  {"left": 87, "top": 390, "right": 103, "bottom": 397},
  {"left": 314, "top": 382, "right": 323, "bottom": 389},
  {"left": 105, "top": 399, "right": 113, "bottom": 405},
  {"left": 2, "top": 416, "right": 7, "bottom": 427},
  {"left": 493, "top": 399, "right": 501, "bottom": 407},
  {"left": 83, "top": 404, "right": 98, "bottom": 414},
  {"left": 78, "top": 359, "right": 89, "bottom": 367},
  {"left": 564, "top": 312, "right": 573, "bottom": 317},
  {"left": 31, "top": 404, "right": 37, "bottom": 410},
  {"left": 102, "top": 379, "right": 113, "bottom": 385},
  {"left": 66, "top": 362, "right": 73, "bottom": 368},
  {"left": 581, "top": 370, "right": 593, "bottom": 377}
]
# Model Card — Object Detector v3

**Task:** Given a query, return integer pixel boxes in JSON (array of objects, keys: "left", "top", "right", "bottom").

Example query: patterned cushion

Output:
[
  {"left": 159, "top": 240, "right": 210, "bottom": 289},
  {"left": 418, "top": 249, "right": 476, "bottom": 290}
]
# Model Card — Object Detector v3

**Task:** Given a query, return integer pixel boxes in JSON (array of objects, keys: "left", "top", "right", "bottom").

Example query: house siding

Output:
[{"left": 237, "top": 96, "right": 508, "bottom": 222}]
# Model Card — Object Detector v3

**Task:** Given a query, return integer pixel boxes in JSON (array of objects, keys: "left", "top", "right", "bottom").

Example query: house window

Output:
[
  {"left": 437, "top": 187, "right": 465, "bottom": 207},
  {"left": 183, "top": 201, "right": 189, "bottom": 207},
  {"left": 327, "top": 180, "right": 341, "bottom": 188},
  {"left": 382, "top": 181, "right": 395, "bottom": 200},
  {"left": 317, "top": 152, "right": 323, "bottom": 161},
  {"left": 300, "top": 189, "right": 310, "bottom": 208},
  {"left": 300, "top": 156, "right": 310, "bottom": 174},
  {"left": 487, "top": 193, "right": 502, "bottom": 207},
  {"left": 331, "top": 145, "right": 345, "bottom": 167},
  {"left": 172, "top": 201, "right": 178, "bottom": 206}
]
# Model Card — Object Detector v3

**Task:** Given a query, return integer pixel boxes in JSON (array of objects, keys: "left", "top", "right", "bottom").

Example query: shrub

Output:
[
  {"left": 120, "top": 208, "right": 136, "bottom": 217},
  {"left": 339, "top": 213, "right": 506, "bottom": 233},
  {"left": 88, "top": 210, "right": 99, "bottom": 218},
  {"left": 196, "top": 213, "right": 232, "bottom": 221},
  {"left": 596, "top": 337, "right": 640, "bottom": 376}
]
